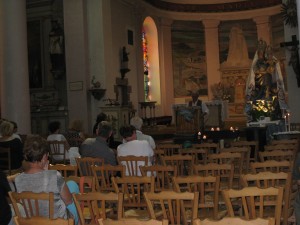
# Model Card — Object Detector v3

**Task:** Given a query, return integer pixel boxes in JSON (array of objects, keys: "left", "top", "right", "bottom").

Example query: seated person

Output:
[
  {"left": 188, "top": 91, "right": 209, "bottom": 116},
  {"left": 0, "top": 121, "right": 23, "bottom": 170},
  {"left": 129, "top": 116, "right": 156, "bottom": 149},
  {"left": 117, "top": 125, "right": 154, "bottom": 176},
  {"left": 80, "top": 121, "right": 117, "bottom": 166},
  {"left": 0, "top": 170, "right": 12, "bottom": 225},
  {"left": 15, "top": 135, "right": 79, "bottom": 224},
  {"left": 47, "top": 121, "right": 70, "bottom": 162}
]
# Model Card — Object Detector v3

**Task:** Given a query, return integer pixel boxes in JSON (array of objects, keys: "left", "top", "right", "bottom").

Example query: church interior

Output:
[{"left": 1, "top": 0, "right": 300, "bottom": 224}]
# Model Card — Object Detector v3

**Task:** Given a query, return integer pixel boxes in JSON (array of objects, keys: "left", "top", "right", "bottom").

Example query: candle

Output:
[
  {"left": 229, "top": 126, "right": 234, "bottom": 131},
  {"left": 216, "top": 127, "right": 220, "bottom": 131},
  {"left": 288, "top": 113, "right": 291, "bottom": 132},
  {"left": 203, "top": 135, "right": 207, "bottom": 140},
  {"left": 211, "top": 128, "right": 214, "bottom": 131},
  {"left": 197, "top": 131, "right": 201, "bottom": 140},
  {"left": 284, "top": 115, "right": 287, "bottom": 132}
]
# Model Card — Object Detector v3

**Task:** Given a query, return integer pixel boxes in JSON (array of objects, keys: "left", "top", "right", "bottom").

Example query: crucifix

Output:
[{"left": 280, "top": 35, "right": 300, "bottom": 87}]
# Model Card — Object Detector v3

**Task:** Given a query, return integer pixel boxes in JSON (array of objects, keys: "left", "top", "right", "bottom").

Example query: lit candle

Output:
[
  {"left": 211, "top": 128, "right": 214, "bottom": 131},
  {"left": 203, "top": 135, "right": 207, "bottom": 140},
  {"left": 230, "top": 126, "right": 234, "bottom": 131},
  {"left": 197, "top": 131, "right": 201, "bottom": 140},
  {"left": 216, "top": 127, "right": 220, "bottom": 131}
]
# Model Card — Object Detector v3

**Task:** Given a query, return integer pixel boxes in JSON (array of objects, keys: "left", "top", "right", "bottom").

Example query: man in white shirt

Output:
[
  {"left": 117, "top": 125, "right": 154, "bottom": 176},
  {"left": 129, "top": 116, "right": 156, "bottom": 149},
  {"left": 188, "top": 91, "right": 209, "bottom": 116}
]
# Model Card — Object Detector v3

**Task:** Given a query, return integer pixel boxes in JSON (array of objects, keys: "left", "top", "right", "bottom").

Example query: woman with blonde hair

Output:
[{"left": 0, "top": 121, "right": 23, "bottom": 170}]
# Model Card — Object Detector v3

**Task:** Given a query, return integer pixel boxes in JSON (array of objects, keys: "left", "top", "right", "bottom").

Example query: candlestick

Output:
[
  {"left": 288, "top": 113, "right": 291, "bottom": 132},
  {"left": 284, "top": 115, "right": 287, "bottom": 132}
]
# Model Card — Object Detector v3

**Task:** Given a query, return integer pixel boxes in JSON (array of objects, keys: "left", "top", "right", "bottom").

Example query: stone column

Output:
[
  {"left": 158, "top": 18, "right": 174, "bottom": 115},
  {"left": 0, "top": 0, "right": 31, "bottom": 134},
  {"left": 202, "top": 20, "right": 221, "bottom": 100},
  {"left": 297, "top": 0, "right": 300, "bottom": 41},
  {"left": 253, "top": 16, "right": 271, "bottom": 44}
]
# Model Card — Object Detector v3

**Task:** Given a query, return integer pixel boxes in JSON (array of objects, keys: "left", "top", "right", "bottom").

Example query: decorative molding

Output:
[{"left": 143, "top": 0, "right": 281, "bottom": 13}]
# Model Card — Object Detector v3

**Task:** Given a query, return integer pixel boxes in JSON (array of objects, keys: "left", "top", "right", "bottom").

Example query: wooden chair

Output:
[
  {"left": 76, "top": 157, "right": 104, "bottom": 176},
  {"left": 240, "top": 171, "right": 292, "bottom": 225},
  {"left": 231, "top": 140, "right": 259, "bottom": 162},
  {"left": 193, "top": 163, "right": 234, "bottom": 191},
  {"left": 47, "top": 140, "right": 68, "bottom": 164},
  {"left": 222, "top": 186, "right": 284, "bottom": 225},
  {"left": 179, "top": 148, "right": 208, "bottom": 164},
  {"left": 264, "top": 144, "right": 297, "bottom": 157},
  {"left": 49, "top": 164, "right": 78, "bottom": 177},
  {"left": 72, "top": 192, "right": 123, "bottom": 225},
  {"left": 259, "top": 150, "right": 295, "bottom": 162},
  {"left": 144, "top": 191, "right": 199, "bottom": 225},
  {"left": 112, "top": 176, "right": 155, "bottom": 219},
  {"left": 156, "top": 143, "right": 182, "bottom": 156},
  {"left": 98, "top": 218, "right": 168, "bottom": 225},
  {"left": 14, "top": 217, "right": 74, "bottom": 225},
  {"left": 9, "top": 191, "right": 55, "bottom": 219},
  {"left": 193, "top": 217, "right": 275, "bottom": 225},
  {"left": 207, "top": 152, "right": 243, "bottom": 187},
  {"left": 0, "top": 147, "right": 11, "bottom": 175},
  {"left": 173, "top": 175, "right": 220, "bottom": 219},
  {"left": 192, "top": 143, "right": 219, "bottom": 154},
  {"left": 117, "top": 155, "right": 149, "bottom": 176},
  {"left": 66, "top": 176, "right": 96, "bottom": 193},
  {"left": 154, "top": 149, "right": 165, "bottom": 165},
  {"left": 219, "top": 147, "right": 251, "bottom": 173},
  {"left": 270, "top": 139, "right": 298, "bottom": 146},
  {"left": 161, "top": 154, "right": 194, "bottom": 176},
  {"left": 91, "top": 164, "right": 125, "bottom": 192},
  {"left": 250, "top": 160, "right": 293, "bottom": 173},
  {"left": 140, "top": 165, "right": 177, "bottom": 191}
]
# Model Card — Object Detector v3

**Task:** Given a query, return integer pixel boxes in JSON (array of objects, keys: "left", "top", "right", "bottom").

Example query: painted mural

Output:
[{"left": 171, "top": 21, "right": 207, "bottom": 98}]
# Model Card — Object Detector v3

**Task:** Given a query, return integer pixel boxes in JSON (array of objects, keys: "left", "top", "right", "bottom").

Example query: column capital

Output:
[
  {"left": 202, "top": 20, "right": 220, "bottom": 29},
  {"left": 253, "top": 16, "right": 270, "bottom": 25}
]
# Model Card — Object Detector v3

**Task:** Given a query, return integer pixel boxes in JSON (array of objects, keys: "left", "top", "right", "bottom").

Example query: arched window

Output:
[{"left": 142, "top": 17, "right": 161, "bottom": 103}]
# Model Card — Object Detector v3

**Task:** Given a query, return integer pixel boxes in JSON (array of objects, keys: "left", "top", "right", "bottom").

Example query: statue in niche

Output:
[
  {"left": 245, "top": 39, "right": 289, "bottom": 121},
  {"left": 221, "top": 26, "right": 251, "bottom": 68},
  {"left": 49, "top": 20, "right": 65, "bottom": 79},
  {"left": 120, "top": 46, "right": 130, "bottom": 79}
]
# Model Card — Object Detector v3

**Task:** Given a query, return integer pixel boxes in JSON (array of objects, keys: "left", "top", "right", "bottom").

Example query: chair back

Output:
[
  {"left": 9, "top": 191, "right": 55, "bottom": 219},
  {"left": 173, "top": 175, "right": 220, "bottom": 219},
  {"left": 73, "top": 192, "right": 123, "bottom": 225},
  {"left": 117, "top": 155, "right": 148, "bottom": 176},
  {"left": 192, "top": 143, "right": 219, "bottom": 154},
  {"left": 91, "top": 164, "right": 125, "bottom": 192},
  {"left": 179, "top": 148, "right": 208, "bottom": 164},
  {"left": 219, "top": 146, "right": 250, "bottom": 173},
  {"left": 0, "top": 147, "right": 11, "bottom": 175},
  {"left": 193, "top": 163, "right": 234, "bottom": 190},
  {"left": 259, "top": 150, "right": 294, "bottom": 162},
  {"left": 193, "top": 217, "right": 275, "bottom": 225},
  {"left": 14, "top": 217, "right": 74, "bottom": 225},
  {"left": 231, "top": 140, "right": 259, "bottom": 162},
  {"left": 161, "top": 154, "right": 194, "bottom": 176},
  {"left": 47, "top": 140, "right": 68, "bottom": 164},
  {"left": 144, "top": 191, "right": 199, "bottom": 225},
  {"left": 65, "top": 176, "right": 96, "bottom": 193},
  {"left": 98, "top": 218, "right": 168, "bottom": 225},
  {"left": 112, "top": 176, "right": 154, "bottom": 209},
  {"left": 49, "top": 164, "right": 78, "bottom": 177},
  {"left": 240, "top": 171, "right": 292, "bottom": 225},
  {"left": 250, "top": 160, "right": 293, "bottom": 173},
  {"left": 140, "top": 165, "right": 177, "bottom": 191},
  {"left": 156, "top": 143, "right": 182, "bottom": 156},
  {"left": 76, "top": 157, "right": 104, "bottom": 176},
  {"left": 222, "top": 186, "right": 284, "bottom": 225}
]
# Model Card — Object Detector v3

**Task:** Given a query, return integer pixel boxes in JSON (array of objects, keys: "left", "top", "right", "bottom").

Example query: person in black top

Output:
[{"left": 0, "top": 170, "right": 12, "bottom": 225}]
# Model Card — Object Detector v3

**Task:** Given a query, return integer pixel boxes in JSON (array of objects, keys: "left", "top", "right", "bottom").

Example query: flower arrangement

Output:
[
  {"left": 211, "top": 82, "right": 233, "bottom": 102},
  {"left": 250, "top": 99, "right": 274, "bottom": 121}
]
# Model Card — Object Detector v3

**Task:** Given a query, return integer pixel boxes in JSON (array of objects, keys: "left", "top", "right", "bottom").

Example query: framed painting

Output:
[{"left": 171, "top": 21, "right": 207, "bottom": 98}]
